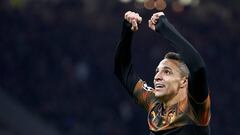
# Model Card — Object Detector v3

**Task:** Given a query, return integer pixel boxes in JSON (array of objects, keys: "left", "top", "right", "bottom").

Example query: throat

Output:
[{"left": 162, "top": 89, "right": 187, "bottom": 108}]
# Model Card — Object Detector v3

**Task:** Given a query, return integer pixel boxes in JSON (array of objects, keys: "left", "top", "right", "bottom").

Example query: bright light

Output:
[
  {"left": 179, "top": 0, "right": 192, "bottom": 6},
  {"left": 135, "top": 0, "right": 145, "bottom": 3},
  {"left": 119, "top": 0, "right": 132, "bottom": 3}
]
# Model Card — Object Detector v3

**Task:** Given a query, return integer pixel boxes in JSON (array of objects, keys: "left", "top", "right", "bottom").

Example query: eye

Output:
[{"left": 164, "top": 69, "right": 172, "bottom": 75}]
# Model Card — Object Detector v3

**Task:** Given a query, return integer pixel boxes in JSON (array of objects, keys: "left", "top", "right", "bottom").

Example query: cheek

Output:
[{"left": 166, "top": 80, "right": 180, "bottom": 92}]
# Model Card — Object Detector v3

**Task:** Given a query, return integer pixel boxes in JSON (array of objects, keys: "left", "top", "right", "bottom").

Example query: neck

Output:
[{"left": 162, "top": 88, "right": 187, "bottom": 108}]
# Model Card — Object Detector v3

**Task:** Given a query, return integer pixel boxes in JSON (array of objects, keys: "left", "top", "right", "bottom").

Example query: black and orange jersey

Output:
[
  {"left": 114, "top": 15, "right": 211, "bottom": 135},
  {"left": 133, "top": 80, "right": 210, "bottom": 133}
]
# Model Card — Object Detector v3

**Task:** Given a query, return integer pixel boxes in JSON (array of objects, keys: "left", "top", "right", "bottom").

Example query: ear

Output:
[{"left": 180, "top": 77, "right": 188, "bottom": 88}]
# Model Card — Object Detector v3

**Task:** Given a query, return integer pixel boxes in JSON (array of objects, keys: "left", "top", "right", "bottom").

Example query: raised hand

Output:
[
  {"left": 148, "top": 12, "right": 165, "bottom": 31},
  {"left": 124, "top": 11, "right": 142, "bottom": 32}
]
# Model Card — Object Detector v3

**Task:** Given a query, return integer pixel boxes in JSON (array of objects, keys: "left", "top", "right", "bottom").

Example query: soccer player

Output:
[{"left": 114, "top": 11, "right": 211, "bottom": 135}]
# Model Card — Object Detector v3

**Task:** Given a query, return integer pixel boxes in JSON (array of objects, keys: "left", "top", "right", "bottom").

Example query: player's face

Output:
[{"left": 153, "top": 59, "right": 184, "bottom": 99}]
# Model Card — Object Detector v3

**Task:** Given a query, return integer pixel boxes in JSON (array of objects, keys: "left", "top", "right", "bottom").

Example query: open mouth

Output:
[{"left": 155, "top": 83, "right": 165, "bottom": 89}]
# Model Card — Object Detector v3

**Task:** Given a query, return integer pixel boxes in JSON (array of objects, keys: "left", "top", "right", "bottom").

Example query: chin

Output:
[{"left": 153, "top": 91, "right": 165, "bottom": 98}]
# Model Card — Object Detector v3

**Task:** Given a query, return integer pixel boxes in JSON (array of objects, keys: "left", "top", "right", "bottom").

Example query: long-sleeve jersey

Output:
[{"left": 114, "top": 16, "right": 211, "bottom": 135}]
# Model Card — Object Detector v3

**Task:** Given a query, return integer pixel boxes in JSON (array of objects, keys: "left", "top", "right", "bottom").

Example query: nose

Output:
[
  {"left": 154, "top": 72, "right": 163, "bottom": 82},
  {"left": 154, "top": 77, "right": 162, "bottom": 82}
]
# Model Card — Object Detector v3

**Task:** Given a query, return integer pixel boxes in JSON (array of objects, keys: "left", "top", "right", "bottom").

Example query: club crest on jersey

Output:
[{"left": 143, "top": 82, "right": 153, "bottom": 91}]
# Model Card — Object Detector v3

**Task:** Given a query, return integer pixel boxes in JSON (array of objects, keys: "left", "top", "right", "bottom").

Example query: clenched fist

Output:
[
  {"left": 148, "top": 12, "right": 165, "bottom": 31},
  {"left": 124, "top": 11, "right": 142, "bottom": 32}
]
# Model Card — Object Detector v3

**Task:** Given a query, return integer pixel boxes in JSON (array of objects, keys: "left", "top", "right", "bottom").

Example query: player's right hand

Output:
[{"left": 124, "top": 11, "right": 142, "bottom": 32}]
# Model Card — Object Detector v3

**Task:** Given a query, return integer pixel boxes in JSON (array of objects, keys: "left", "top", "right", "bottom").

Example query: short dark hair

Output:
[
  {"left": 164, "top": 52, "right": 189, "bottom": 77},
  {"left": 164, "top": 52, "right": 183, "bottom": 62}
]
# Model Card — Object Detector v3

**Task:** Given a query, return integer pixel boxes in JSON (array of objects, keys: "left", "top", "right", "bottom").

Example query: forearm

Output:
[
  {"left": 156, "top": 16, "right": 205, "bottom": 70},
  {"left": 156, "top": 16, "right": 208, "bottom": 102},
  {"left": 114, "top": 20, "right": 140, "bottom": 95}
]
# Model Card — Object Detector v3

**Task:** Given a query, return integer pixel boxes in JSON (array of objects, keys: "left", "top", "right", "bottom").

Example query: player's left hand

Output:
[{"left": 148, "top": 12, "right": 165, "bottom": 31}]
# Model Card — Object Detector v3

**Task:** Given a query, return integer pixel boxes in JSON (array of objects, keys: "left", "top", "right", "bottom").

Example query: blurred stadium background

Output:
[{"left": 0, "top": 0, "right": 239, "bottom": 135}]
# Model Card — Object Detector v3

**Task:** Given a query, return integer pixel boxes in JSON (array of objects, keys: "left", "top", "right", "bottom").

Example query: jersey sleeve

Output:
[
  {"left": 155, "top": 16, "right": 209, "bottom": 103},
  {"left": 133, "top": 80, "right": 158, "bottom": 111},
  {"left": 114, "top": 20, "right": 140, "bottom": 95},
  {"left": 188, "top": 94, "right": 211, "bottom": 126},
  {"left": 114, "top": 20, "right": 158, "bottom": 111}
]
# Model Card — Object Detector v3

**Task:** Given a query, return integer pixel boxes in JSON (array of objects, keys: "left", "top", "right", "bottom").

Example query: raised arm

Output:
[
  {"left": 114, "top": 20, "right": 140, "bottom": 94},
  {"left": 114, "top": 11, "right": 142, "bottom": 95},
  {"left": 149, "top": 12, "right": 208, "bottom": 103},
  {"left": 114, "top": 11, "right": 158, "bottom": 110}
]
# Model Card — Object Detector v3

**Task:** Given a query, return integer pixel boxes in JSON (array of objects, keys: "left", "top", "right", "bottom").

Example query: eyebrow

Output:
[{"left": 156, "top": 66, "right": 173, "bottom": 72}]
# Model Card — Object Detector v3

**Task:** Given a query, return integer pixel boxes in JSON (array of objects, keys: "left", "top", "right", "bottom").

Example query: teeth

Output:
[{"left": 156, "top": 84, "right": 164, "bottom": 88}]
